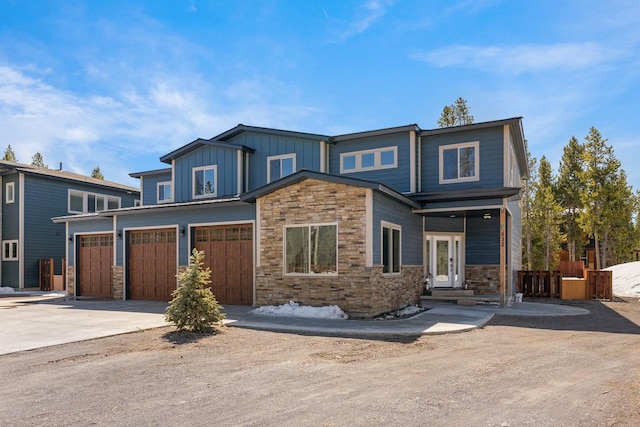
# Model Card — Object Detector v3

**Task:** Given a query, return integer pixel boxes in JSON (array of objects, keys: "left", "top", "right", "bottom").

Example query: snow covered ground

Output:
[
  {"left": 252, "top": 301, "right": 349, "bottom": 319},
  {"left": 605, "top": 261, "right": 640, "bottom": 298}
]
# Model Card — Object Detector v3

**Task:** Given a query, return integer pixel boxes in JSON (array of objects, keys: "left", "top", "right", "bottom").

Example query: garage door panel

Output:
[
  {"left": 128, "top": 229, "right": 177, "bottom": 301},
  {"left": 78, "top": 234, "right": 114, "bottom": 298},
  {"left": 194, "top": 224, "right": 253, "bottom": 305}
]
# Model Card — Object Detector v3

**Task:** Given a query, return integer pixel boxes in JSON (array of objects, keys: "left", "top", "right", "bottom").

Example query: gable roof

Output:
[
  {"left": 330, "top": 124, "right": 421, "bottom": 142},
  {"left": 240, "top": 169, "right": 421, "bottom": 209},
  {"left": 159, "top": 138, "right": 255, "bottom": 164},
  {"left": 0, "top": 161, "right": 139, "bottom": 193},
  {"left": 212, "top": 124, "right": 330, "bottom": 142}
]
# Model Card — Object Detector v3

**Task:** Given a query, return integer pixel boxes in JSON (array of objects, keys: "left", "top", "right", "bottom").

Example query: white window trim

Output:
[
  {"left": 340, "top": 146, "right": 398, "bottom": 173},
  {"left": 5, "top": 182, "right": 14, "bottom": 204},
  {"left": 267, "top": 153, "right": 296, "bottom": 183},
  {"left": 381, "top": 221, "right": 401, "bottom": 275},
  {"left": 157, "top": 181, "right": 173, "bottom": 203},
  {"left": 68, "top": 189, "right": 121, "bottom": 214},
  {"left": 283, "top": 222, "right": 338, "bottom": 276},
  {"left": 2, "top": 240, "right": 18, "bottom": 261},
  {"left": 192, "top": 165, "right": 218, "bottom": 199},
  {"left": 439, "top": 141, "right": 480, "bottom": 184}
]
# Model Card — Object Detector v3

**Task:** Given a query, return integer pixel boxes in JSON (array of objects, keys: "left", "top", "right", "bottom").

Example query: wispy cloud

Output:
[
  {"left": 411, "top": 42, "right": 626, "bottom": 75},
  {"left": 327, "top": 0, "right": 394, "bottom": 42}
]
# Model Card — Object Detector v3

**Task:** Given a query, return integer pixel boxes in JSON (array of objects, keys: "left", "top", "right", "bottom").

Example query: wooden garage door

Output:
[
  {"left": 128, "top": 229, "right": 177, "bottom": 301},
  {"left": 78, "top": 234, "right": 114, "bottom": 298},
  {"left": 194, "top": 224, "right": 253, "bottom": 305}
]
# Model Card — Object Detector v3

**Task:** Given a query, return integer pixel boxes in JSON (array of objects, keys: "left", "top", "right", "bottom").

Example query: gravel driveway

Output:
[{"left": 1, "top": 298, "right": 638, "bottom": 426}]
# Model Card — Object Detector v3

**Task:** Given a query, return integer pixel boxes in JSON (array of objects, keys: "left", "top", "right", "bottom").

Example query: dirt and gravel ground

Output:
[{"left": 1, "top": 298, "right": 639, "bottom": 427}]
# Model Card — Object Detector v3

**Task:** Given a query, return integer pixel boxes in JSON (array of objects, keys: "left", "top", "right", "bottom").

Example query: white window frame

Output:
[
  {"left": 439, "top": 141, "right": 480, "bottom": 184},
  {"left": 267, "top": 153, "right": 296, "bottom": 183},
  {"left": 6, "top": 182, "right": 15, "bottom": 204},
  {"left": 2, "top": 240, "right": 18, "bottom": 261},
  {"left": 284, "top": 223, "right": 338, "bottom": 276},
  {"left": 192, "top": 165, "right": 217, "bottom": 199},
  {"left": 340, "top": 146, "right": 398, "bottom": 173},
  {"left": 68, "top": 190, "right": 121, "bottom": 214},
  {"left": 381, "top": 221, "right": 401, "bottom": 275},
  {"left": 157, "top": 181, "right": 173, "bottom": 203}
]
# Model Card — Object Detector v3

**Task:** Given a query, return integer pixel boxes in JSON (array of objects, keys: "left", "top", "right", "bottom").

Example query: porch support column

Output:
[{"left": 499, "top": 207, "right": 506, "bottom": 308}]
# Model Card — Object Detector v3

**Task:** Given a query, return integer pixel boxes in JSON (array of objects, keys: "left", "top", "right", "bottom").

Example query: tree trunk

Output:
[
  {"left": 601, "top": 230, "right": 609, "bottom": 269},
  {"left": 594, "top": 233, "right": 601, "bottom": 270}
]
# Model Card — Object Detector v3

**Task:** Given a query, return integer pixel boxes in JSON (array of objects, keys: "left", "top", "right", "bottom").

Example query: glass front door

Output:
[{"left": 425, "top": 234, "right": 463, "bottom": 288}]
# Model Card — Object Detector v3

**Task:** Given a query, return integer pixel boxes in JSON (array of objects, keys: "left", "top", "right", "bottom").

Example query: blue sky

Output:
[{"left": 1, "top": 0, "right": 639, "bottom": 189}]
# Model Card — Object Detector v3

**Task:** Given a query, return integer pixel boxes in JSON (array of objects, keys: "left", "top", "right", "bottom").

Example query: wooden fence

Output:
[{"left": 517, "top": 269, "right": 612, "bottom": 300}]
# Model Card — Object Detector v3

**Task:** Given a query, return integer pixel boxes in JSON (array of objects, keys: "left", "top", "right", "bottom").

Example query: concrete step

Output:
[{"left": 425, "top": 289, "right": 474, "bottom": 297}]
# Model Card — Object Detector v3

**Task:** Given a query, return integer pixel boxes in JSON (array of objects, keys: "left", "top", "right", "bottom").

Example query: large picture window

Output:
[
  {"left": 285, "top": 224, "right": 337, "bottom": 275},
  {"left": 439, "top": 141, "right": 479, "bottom": 183},
  {"left": 340, "top": 146, "right": 397, "bottom": 173},
  {"left": 68, "top": 190, "right": 121, "bottom": 214},
  {"left": 193, "top": 165, "right": 217, "bottom": 198},
  {"left": 268, "top": 153, "right": 296, "bottom": 183},
  {"left": 381, "top": 222, "right": 401, "bottom": 274}
]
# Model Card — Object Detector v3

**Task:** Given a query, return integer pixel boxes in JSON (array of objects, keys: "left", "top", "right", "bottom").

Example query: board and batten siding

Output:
[
  {"left": 424, "top": 216, "right": 465, "bottom": 233},
  {"left": 173, "top": 146, "right": 238, "bottom": 202},
  {"left": 1, "top": 174, "right": 20, "bottom": 286},
  {"left": 465, "top": 215, "right": 500, "bottom": 265},
  {"left": 329, "top": 132, "right": 412, "bottom": 194},
  {"left": 226, "top": 131, "right": 323, "bottom": 191},
  {"left": 141, "top": 170, "right": 172, "bottom": 206},
  {"left": 421, "top": 127, "right": 506, "bottom": 192},
  {"left": 372, "top": 192, "right": 423, "bottom": 266}
]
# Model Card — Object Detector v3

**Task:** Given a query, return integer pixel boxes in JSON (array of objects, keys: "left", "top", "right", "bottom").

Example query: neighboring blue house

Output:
[
  {"left": 0, "top": 161, "right": 140, "bottom": 289},
  {"left": 54, "top": 118, "right": 528, "bottom": 317}
]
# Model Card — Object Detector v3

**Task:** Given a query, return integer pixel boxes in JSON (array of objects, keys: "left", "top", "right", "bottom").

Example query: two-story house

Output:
[
  {"left": 54, "top": 117, "right": 527, "bottom": 317},
  {"left": 0, "top": 161, "right": 140, "bottom": 289}
]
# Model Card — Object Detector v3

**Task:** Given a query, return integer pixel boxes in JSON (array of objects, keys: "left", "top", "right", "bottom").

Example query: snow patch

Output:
[
  {"left": 374, "top": 305, "right": 425, "bottom": 320},
  {"left": 0, "top": 287, "right": 16, "bottom": 294},
  {"left": 251, "top": 301, "right": 348, "bottom": 320},
  {"left": 604, "top": 261, "right": 640, "bottom": 297}
]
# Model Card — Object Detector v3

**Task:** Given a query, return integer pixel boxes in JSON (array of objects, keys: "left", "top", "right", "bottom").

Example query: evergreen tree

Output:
[
  {"left": 31, "top": 152, "right": 47, "bottom": 168},
  {"left": 3, "top": 145, "right": 17, "bottom": 162},
  {"left": 521, "top": 141, "right": 536, "bottom": 270},
  {"left": 165, "top": 249, "right": 225, "bottom": 333},
  {"left": 578, "top": 127, "right": 623, "bottom": 269},
  {"left": 91, "top": 166, "right": 104, "bottom": 180},
  {"left": 530, "top": 156, "right": 563, "bottom": 269},
  {"left": 556, "top": 136, "right": 585, "bottom": 261},
  {"left": 437, "top": 97, "right": 474, "bottom": 127}
]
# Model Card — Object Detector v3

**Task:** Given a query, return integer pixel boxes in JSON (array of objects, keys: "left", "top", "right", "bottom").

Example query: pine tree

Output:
[
  {"left": 530, "top": 156, "right": 563, "bottom": 270},
  {"left": 3, "top": 145, "right": 17, "bottom": 162},
  {"left": 165, "top": 249, "right": 225, "bottom": 333},
  {"left": 91, "top": 166, "right": 104, "bottom": 180},
  {"left": 521, "top": 141, "right": 536, "bottom": 270},
  {"left": 556, "top": 136, "right": 585, "bottom": 261},
  {"left": 437, "top": 97, "right": 474, "bottom": 127},
  {"left": 31, "top": 152, "right": 47, "bottom": 168}
]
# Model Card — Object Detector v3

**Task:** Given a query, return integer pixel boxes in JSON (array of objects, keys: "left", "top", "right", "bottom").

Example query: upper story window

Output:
[
  {"left": 157, "top": 181, "right": 172, "bottom": 203},
  {"left": 5, "top": 182, "right": 14, "bottom": 204},
  {"left": 381, "top": 221, "right": 401, "bottom": 274},
  {"left": 285, "top": 223, "right": 337, "bottom": 275},
  {"left": 439, "top": 141, "right": 479, "bottom": 184},
  {"left": 268, "top": 153, "right": 296, "bottom": 183},
  {"left": 193, "top": 165, "right": 217, "bottom": 198},
  {"left": 68, "top": 190, "right": 121, "bottom": 214},
  {"left": 340, "top": 146, "right": 397, "bottom": 173},
  {"left": 2, "top": 240, "right": 18, "bottom": 261}
]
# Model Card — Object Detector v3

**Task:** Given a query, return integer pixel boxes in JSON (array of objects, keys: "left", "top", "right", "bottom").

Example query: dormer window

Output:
[
  {"left": 267, "top": 153, "right": 296, "bottom": 183},
  {"left": 439, "top": 141, "right": 479, "bottom": 184},
  {"left": 193, "top": 165, "right": 217, "bottom": 198}
]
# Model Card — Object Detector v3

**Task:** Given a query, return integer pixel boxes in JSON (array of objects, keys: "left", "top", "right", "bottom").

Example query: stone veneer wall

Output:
[
  {"left": 112, "top": 266, "right": 124, "bottom": 300},
  {"left": 465, "top": 265, "right": 501, "bottom": 295},
  {"left": 256, "top": 179, "right": 423, "bottom": 318},
  {"left": 66, "top": 265, "right": 75, "bottom": 297}
]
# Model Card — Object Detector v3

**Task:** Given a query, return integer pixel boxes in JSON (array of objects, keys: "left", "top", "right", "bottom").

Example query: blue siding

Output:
[
  {"left": 425, "top": 198, "right": 505, "bottom": 211},
  {"left": 421, "top": 127, "right": 505, "bottom": 192},
  {"left": 372, "top": 192, "right": 423, "bottom": 265},
  {"left": 67, "top": 218, "right": 115, "bottom": 267},
  {"left": 227, "top": 131, "right": 322, "bottom": 191},
  {"left": 174, "top": 146, "right": 239, "bottom": 202},
  {"left": 466, "top": 216, "right": 500, "bottom": 264},
  {"left": 329, "top": 132, "right": 412, "bottom": 193},
  {"left": 425, "top": 217, "right": 464, "bottom": 233},
  {"left": 1, "top": 175, "right": 20, "bottom": 286},
  {"left": 141, "top": 171, "right": 172, "bottom": 205}
]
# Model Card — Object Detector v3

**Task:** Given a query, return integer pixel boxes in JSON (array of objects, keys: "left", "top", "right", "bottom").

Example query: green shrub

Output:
[{"left": 165, "top": 249, "right": 225, "bottom": 333}]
